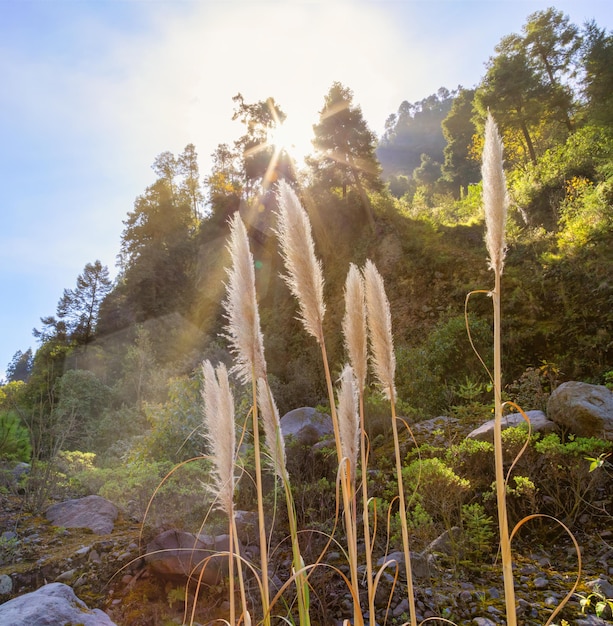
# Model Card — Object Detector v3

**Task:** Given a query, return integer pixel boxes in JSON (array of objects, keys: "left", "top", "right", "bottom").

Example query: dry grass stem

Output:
[
  {"left": 482, "top": 112, "right": 516, "bottom": 626},
  {"left": 275, "top": 180, "right": 326, "bottom": 344},
  {"left": 201, "top": 360, "right": 235, "bottom": 515},
  {"left": 363, "top": 259, "right": 396, "bottom": 400},
  {"left": 482, "top": 112, "right": 509, "bottom": 275},
  {"left": 337, "top": 364, "right": 359, "bottom": 476},
  {"left": 342, "top": 264, "right": 367, "bottom": 391},
  {"left": 223, "top": 212, "right": 267, "bottom": 383}
]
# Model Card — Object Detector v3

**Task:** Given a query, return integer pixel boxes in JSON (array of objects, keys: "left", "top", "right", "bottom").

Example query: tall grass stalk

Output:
[
  {"left": 223, "top": 211, "right": 309, "bottom": 625},
  {"left": 343, "top": 264, "right": 375, "bottom": 621},
  {"left": 276, "top": 181, "right": 363, "bottom": 626},
  {"left": 223, "top": 213, "right": 271, "bottom": 625},
  {"left": 482, "top": 112, "right": 516, "bottom": 626},
  {"left": 201, "top": 360, "right": 248, "bottom": 625},
  {"left": 363, "top": 259, "right": 417, "bottom": 626},
  {"left": 258, "top": 377, "right": 311, "bottom": 626}
]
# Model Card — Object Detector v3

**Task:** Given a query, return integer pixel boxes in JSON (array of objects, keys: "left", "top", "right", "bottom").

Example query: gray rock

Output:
[
  {"left": 586, "top": 576, "right": 613, "bottom": 599},
  {"left": 376, "top": 550, "right": 432, "bottom": 578},
  {"left": 547, "top": 381, "right": 613, "bottom": 440},
  {"left": 280, "top": 407, "right": 333, "bottom": 446},
  {"left": 576, "top": 617, "right": 610, "bottom": 626},
  {"left": 467, "top": 410, "right": 558, "bottom": 442},
  {"left": 533, "top": 576, "right": 549, "bottom": 589},
  {"left": 11, "top": 461, "right": 30, "bottom": 483},
  {"left": 146, "top": 529, "right": 229, "bottom": 586},
  {"left": 425, "top": 526, "right": 461, "bottom": 556},
  {"left": 0, "top": 582, "right": 116, "bottom": 625},
  {"left": 234, "top": 509, "right": 258, "bottom": 545},
  {"left": 473, "top": 618, "right": 497, "bottom": 626},
  {"left": 0, "top": 574, "right": 12, "bottom": 595},
  {"left": 46, "top": 495, "right": 118, "bottom": 535}
]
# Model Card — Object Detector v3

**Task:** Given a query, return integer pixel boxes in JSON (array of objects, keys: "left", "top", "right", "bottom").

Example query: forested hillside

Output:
[{"left": 1, "top": 5, "right": 611, "bottom": 511}]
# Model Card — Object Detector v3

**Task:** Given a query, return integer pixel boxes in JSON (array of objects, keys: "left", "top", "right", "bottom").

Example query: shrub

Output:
[
  {"left": 402, "top": 457, "right": 471, "bottom": 528},
  {"left": 0, "top": 411, "right": 31, "bottom": 463},
  {"left": 461, "top": 502, "right": 495, "bottom": 559},
  {"left": 97, "top": 458, "right": 214, "bottom": 530},
  {"left": 445, "top": 438, "right": 494, "bottom": 489}
]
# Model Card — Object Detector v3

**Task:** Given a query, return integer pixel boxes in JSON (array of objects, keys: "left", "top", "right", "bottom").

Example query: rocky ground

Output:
[{"left": 1, "top": 489, "right": 613, "bottom": 626}]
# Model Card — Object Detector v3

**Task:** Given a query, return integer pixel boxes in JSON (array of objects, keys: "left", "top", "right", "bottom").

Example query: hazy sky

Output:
[{"left": 0, "top": 0, "right": 611, "bottom": 379}]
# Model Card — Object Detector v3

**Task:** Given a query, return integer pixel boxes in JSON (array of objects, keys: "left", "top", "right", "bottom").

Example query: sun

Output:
[{"left": 267, "top": 114, "right": 313, "bottom": 168}]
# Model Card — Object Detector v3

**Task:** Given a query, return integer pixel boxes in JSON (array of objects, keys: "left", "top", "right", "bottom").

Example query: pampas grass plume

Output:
[
  {"left": 276, "top": 180, "right": 326, "bottom": 344},
  {"left": 201, "top": 360, "right": 235, "bottom": 516},
  {"left": 257, "top": 378, "right": 287, "bottom": 480},
  {"left": 337, "top": 364, "right": 359, "bottom": 472},
  {"left": 223, "top": 212, "right": 267, "bottom": 383},
  {"left": 343, "top": 263, "right": 367, "bottom": 391},
  {"left": 364, "top": 260, "right": 396, "bottom": 400},
  {"left": 482, "top": 113, "right": 509, "bottom": 274}
]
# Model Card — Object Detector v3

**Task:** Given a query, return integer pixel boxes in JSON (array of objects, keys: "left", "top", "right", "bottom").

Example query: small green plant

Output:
[
  {"left": 462, "top": 502, "right": 495, "bottom": 558},
  {"left": 577, "top": 588, "right": 613, "bottom": 619}
]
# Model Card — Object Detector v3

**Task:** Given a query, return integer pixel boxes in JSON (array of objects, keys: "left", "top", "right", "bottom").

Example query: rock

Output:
[
  {"left": 586, "top": 576, "right": 613, "bottom": 599},
  {"left": 145, "top": 529, "right": 230, "bottom": 586},
  {"left": 425, "top": 526, "right": 461, "bottom": 556},
  {"left": 467, "top": 410, "right": 558, "bottom": 442},
  {"left": 55, "top": 568, "right": 76, "bottom": 582},
  {"left": 12, "top": 461, "right": 30, "bottom": 483},
  {"left": 576, "top": 617, "right": 610, "bottom": 626},
  {"left": 234, "top": 510, "right": 258, "bottom": 545},
  {"left": 280, "top": 407, "right": 334, "bottom": 446},
  {"left": 392, "top": 597, "right": 410, "bottom": 617},
  {"left": 0, "top": 582, "right": 116, "bottom": 625},
  {"left": 409, "top": 416, "right": 461, "bottom": 445},
  {"left": 473, "top": 618, "right": 496, "bottom": 626},
  {"left": 376, "top": 550, "right": 432, "bottom": 578},
  {"left": 547, "top": 381, "right": 613, "bottom": 440},
  {"left": 46, "top": 495, "right": 118, "bottom": 535},
  {"left": 0, "top": 574, "right": 12, "bottom": 595},
  {"left": 533, "top": 576, "right": 549, "bottom": 589}
]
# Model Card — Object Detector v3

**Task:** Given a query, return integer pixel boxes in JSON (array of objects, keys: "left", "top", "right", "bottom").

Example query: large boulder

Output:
[
  {"left": 0, "top": 582, "right": 116, "bottom": 625},
  {"left": 467, "top": 410, "right": 558, "bottom": 442},
  {"left": 46, "top": 495, "right": 118, "bottom": 535},
  {"left": 280, "top": 407, "right": 334, "bottom": 447},
  {"left": 547, "top": 382, "right": 613, "bottom": 440},
  {"left": 145, "top": 529, "right": 230, "bottom": 586}
]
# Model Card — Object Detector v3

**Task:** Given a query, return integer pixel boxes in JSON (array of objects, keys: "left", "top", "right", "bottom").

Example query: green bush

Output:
[
  {"left": 94, "top": 457, "right": 214, "bottom": 530},
  {"left": 402, "top": 457, "right": 471, "bottom": 528},
  {"left": 445, "top": 438, "right": 494, "bottom": 489},
  {"left": 396, "top": 315, "right": 493, "bottom": 416}
]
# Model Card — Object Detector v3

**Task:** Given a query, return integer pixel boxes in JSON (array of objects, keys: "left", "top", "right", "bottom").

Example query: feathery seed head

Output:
[
  {"left": 343, "top": 263, "right": 367, "bottom": 392},
  {"left": 257, "top": 377, "right": 287, "bottom": 481},
  {"left": 201, "top": 360, "right": 235, "bottom": 515},
  {"left": 275, "top": 180, "right": 326, "bottom": 344},
  {"left": 223, "top": 212, "right": 267, "bottom": 383},
  {"left": 363, "top": 260, "right": 396, "bottom": 400},
  {"left": 482, "top": 113, "right": 509, "bottom": 274},
  {"left": 337, "top": 364, "right": 359, "bottom": 474}
]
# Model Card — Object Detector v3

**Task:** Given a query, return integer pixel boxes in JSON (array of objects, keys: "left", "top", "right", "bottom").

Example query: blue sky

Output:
[{"left": 0, "top": 0, "right": 611, "bottom": 380}]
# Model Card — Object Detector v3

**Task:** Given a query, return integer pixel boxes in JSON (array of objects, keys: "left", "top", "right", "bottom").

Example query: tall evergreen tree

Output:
[
  {"left": 56, "top": 261, "right": 112, "bottom": 344},
  {"left": 232, "top": 94, "right": 294, "bottom": 198},
  {"left": 475, "top": 42, "right": 546, "bottom": 165},
  {"left": 441, "top": 88, "right": 480, "bottom": 197},
  {"left": 309, "top": 82, "right": 382, "bottom": 228},
  {"left": 5, "top": 349, "right": 33, "bottom": 383},
  {"left": 521, "top": 8, "right": 581, "bottom": 132},
  {"left": 580, "top": 21, "right": 613, "bottom": 127}
]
